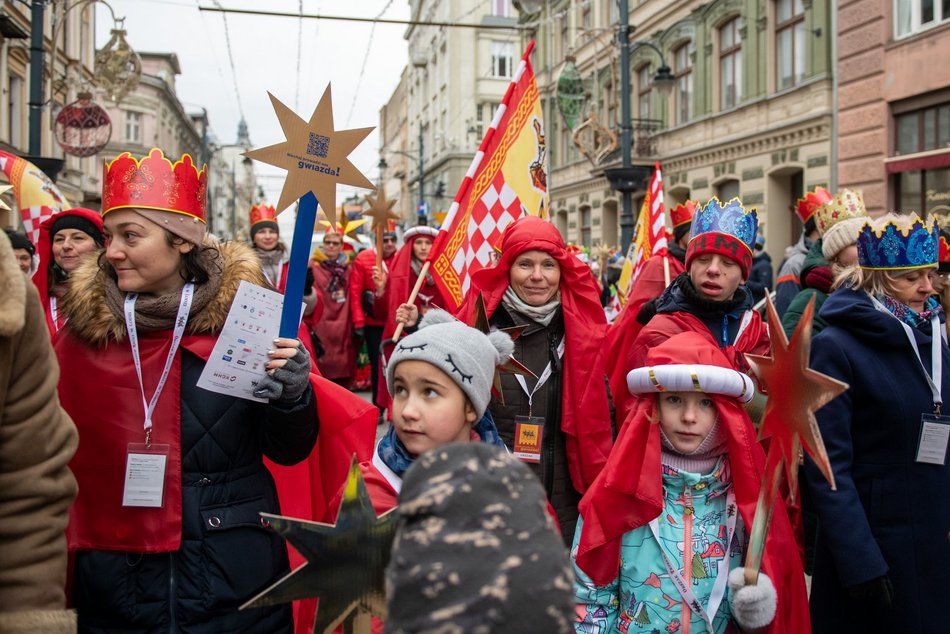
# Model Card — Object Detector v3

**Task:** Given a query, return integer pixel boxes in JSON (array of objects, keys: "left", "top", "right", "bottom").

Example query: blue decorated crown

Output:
[
  {"left": 688, "top": 197, "right": 759, "bottom": 253},
  {"left": 856, "top": 213, "right": 938, "bottom": 270}
]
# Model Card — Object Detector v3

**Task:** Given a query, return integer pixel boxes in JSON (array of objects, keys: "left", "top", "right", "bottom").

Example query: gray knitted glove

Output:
[
  {"left": 728, "top": 567, "right": 777, "bottom": 632},
  {"left": 253, "top": 343, "right": 311, "bottom": 403}
]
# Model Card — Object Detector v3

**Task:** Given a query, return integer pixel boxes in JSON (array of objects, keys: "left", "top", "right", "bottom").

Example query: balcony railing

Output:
[{"left": 631, "top": 118, "right": 663, "bottom": 158}]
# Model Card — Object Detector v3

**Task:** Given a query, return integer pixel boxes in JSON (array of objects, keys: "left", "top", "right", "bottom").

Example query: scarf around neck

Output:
[
  {"left": 320, "top": 253, "right": 348, "bottom": 293},
  {"left": 502, "top": 286, "right": 562, "bottom": 326},
  {"left": 377, "top": 410, "right": 507, "bottom": 477},
  {"left": 103, "top": 247, "right": 223, "bottom": 332},
  {"left": 878, "top": 294, "right": 943, "bottom": 329},
  {"left": 410, "top": 255, "right": 434, "bottom": 286}
]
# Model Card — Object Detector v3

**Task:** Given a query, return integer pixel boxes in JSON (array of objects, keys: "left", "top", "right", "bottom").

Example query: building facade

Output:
[
  {"left": 399, "top": 0, "right": 520, "bottom": 227},
  {"left": 379, "top": 67, "right": 412, "bottom": 223},
  {"left": 522, "top": 0, "right": 835, "bottom": 263},
  {"left": 837, "top": 0, "right": 950, "bottom": 219}
]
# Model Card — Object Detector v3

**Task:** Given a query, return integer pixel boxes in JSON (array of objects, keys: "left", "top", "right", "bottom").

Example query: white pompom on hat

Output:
[
  {"left": 386, "top": 309, "right": 513, "bottom": 417},
  {"left": 821, "top": 217, "right": 865, "bottom": 260}
]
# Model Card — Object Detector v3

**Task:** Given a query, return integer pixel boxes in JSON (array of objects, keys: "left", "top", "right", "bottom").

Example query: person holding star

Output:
[{"left": 804, "top": 212, "right": 950, "bottom": 634}]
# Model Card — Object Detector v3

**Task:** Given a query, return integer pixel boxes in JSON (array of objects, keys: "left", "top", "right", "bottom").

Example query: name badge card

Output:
[
  {"left": 513, "top": 415, "right": 544, "bottom": 463},
  {"left": 917, "top": 414, "right": 950, "bottom": 465},
  {"left": 122, "top": 443, "right": 169, "bottom": 508}
]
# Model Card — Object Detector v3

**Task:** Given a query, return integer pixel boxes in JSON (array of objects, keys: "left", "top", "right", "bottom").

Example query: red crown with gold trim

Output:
[
  {"left": 250, "top": 203, "right": 277, "bottom": 227},
  {"left": 671, "top": 200, "right": 698, "bottom": 228},
  {"left": 940, "top": 234, "right": 950, "bottom": 265},
  {"left": 795, "top": 187, "right": 833, "bottom": 224},
  {"left": 102, "top": 148, "right": 207, "bottom": 222}
]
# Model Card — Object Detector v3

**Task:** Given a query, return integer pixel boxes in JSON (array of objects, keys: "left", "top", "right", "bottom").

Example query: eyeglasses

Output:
[
  {"left": 382, "top": 237, "right": 397, "bottom": 243},
  {"left": 323, "top": 241, "right": 342, "bottom": 247}
]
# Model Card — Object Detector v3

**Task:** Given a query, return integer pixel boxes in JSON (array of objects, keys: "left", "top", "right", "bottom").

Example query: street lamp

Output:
[{"left": 378, "top": 127, "right": 428, "bottom": 226}]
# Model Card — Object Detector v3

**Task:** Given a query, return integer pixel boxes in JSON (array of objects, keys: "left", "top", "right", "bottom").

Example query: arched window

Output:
[
  {"left": 719, "top": 18, "right": 743, "bottom": 110},
  {"left": 776, "top": 0, "right": 806, "bottom": 90}
]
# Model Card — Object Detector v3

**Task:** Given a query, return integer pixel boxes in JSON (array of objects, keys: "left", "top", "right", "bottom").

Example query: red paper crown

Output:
[
  {"left": 671, "top": 200, "right": 698, "bottom": 228},
  {"left": 102, "top": 148, "right": 207, "bottom": 222},
  {"left": 940, "top": 234, "right": 950, "bottom": 264},
  {"left": 250, "top": 203, "right": 277, "bottom": 227},
  {"left": 795, "top": 187, "right": 833, "bottom": 224}
]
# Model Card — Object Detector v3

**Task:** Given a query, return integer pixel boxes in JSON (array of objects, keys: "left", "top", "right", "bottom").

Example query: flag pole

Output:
[{"left": 391, "top": 261, "right": 430, "bottom": 341}]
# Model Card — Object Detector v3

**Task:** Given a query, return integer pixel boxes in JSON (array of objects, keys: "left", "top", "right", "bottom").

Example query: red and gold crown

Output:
[
  {"left": 671, "top": 200, "right": 698, "bottom": 228},
  {"left": 940, "top": 233, "right": 950, "bottom": 266},
  {"left": 814, "top": 189, "right": 866, "bottom": 236},
  {"left": 795, "top": 187, "right": 833, "bottom": 224},
  {"left": 102, "top": 148, "right": 207, "bottom": 222},
  {"left": 249, "top": 203, "right": 277, "bottom": 227}
]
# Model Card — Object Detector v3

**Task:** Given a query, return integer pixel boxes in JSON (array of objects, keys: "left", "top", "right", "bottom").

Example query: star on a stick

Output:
[
  {"left": 241, "top": 459, "right": 396, "bottom": 634},
  {"left": 362, "top": 189, "right": 400, "bottom": 231},
  {"left": 745, "top": 295, "right": 847, "bottom": 496},
  {"left": 244, "top": 85, "right": 374, "bottom": 228},
  {"left": 471, "top": 293, "right": 535, "bottom": 402}
]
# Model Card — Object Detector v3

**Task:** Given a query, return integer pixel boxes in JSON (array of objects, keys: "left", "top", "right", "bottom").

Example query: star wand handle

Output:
[
  {"left": 279, "top": 192, "right": 318, "bottom": 338},
  {"left": 743, "top": 446, "right": 785, "bottom": 586},
  {"left": 391, "top": 260, "right": 431, "bottom": 341}
]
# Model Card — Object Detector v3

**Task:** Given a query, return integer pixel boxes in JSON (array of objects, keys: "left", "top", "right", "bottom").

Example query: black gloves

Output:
[
  {"left": 303, "top": 266, "right": 315, "bottom": 297},
  {"left": 253, "top": 342, "right": 312, "bottom": 404},
  {"left": 846, "top": 575, "right": 894, "bottom": 610}
]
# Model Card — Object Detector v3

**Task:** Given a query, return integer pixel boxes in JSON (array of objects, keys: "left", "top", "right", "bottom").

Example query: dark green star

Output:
[{"left": 241, "top": 460, "right": 396, "bottom": 633}]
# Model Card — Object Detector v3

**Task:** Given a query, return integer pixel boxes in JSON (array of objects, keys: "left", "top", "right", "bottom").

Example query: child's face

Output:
[
  {"left": 657, "top": 391, "right": 717, "bottom": 454},
  {"left": 392, "top": 360, "right": 478, "bottom": 456}
]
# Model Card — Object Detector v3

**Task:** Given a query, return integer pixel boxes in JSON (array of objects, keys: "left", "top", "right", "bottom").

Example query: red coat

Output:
[
  {"left": 605, "top": 253, "right": 685, "bottom": 415},
  {"left": 312, "top": 259, "right": 356, "bottom": 381},
  {"left": 348, "top": 248, "right": 394, "bottom": 329}
]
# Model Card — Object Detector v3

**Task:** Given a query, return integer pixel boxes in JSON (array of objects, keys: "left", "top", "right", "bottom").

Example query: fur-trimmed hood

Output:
[
  {"left": 62, "top": 240, "right": 266, "bottom": 346},
  {"left": 0, "top": 230, "right": 27, "bottom": 337}
]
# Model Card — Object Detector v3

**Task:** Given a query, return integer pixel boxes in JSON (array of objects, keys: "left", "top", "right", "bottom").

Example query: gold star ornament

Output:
[
  {"left": 362, "top": 189, "right": 400, "bottom": 232},
  {"left": 746, "top": 294, "right": 848, "bottom": 495},
  {"left": 241, "top": 459, "right": 396, "bottom": 633},
  {"left": 244, "top": 85, "right": 374, "bottom": 228}
]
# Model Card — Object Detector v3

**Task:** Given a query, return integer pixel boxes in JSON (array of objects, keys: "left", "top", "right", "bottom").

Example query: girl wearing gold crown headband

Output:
[
  {"left": 53, "top": 149, "right": 376, "bottom": 632},
  {"left": 804, "top": 212, "right": 950, "bottom": 633}
]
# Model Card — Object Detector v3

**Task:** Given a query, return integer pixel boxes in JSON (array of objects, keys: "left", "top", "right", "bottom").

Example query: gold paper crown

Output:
[{"left": 814, "top": 189, "right": 866, "bottom": 236}]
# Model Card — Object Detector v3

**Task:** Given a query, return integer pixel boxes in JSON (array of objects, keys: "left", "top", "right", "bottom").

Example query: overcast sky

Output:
[{"left": 95, "top": 0, "right": 412, "bottom": 234}]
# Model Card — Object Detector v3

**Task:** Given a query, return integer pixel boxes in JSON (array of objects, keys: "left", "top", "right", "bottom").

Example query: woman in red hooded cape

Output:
[
  {"left": 573, "top": 332, "right": 808, "bottom": 634},
  {"left": 455, "top": 215, "right": 614, "bottom": 541}
]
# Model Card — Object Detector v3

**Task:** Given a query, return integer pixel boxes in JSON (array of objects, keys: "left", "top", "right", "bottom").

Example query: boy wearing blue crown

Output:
[
  {"left": 623, "top": 198, "right": 771, "bottom": 398},
  {"left": 804, "top": 212, "right": 950, "bottom": 634}
]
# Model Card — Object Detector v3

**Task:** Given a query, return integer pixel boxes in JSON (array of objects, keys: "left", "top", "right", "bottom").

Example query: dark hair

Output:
[
  {"left": 804, "top": 217, "right": 818, "bottom": 235},
  {"left": 98, "top": 230, "right": 219, "bottom": 289}
]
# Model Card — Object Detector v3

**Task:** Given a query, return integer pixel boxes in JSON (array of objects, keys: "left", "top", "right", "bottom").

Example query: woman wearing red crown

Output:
[{"left": 54, "top": 149, "right": 377, "bottom": 633}]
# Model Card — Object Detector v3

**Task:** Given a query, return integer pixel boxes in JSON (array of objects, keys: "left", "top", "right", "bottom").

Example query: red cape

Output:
[
  {"left": 455, "top": 216, "right": 612, "bottom": 494},
  {"left": 606, "top": 253, "right": 685, "bottom": 415},
  {"left": 575, "top": 394, "right": 809, "bottom": 634},
  {"left": 56, "top": 329, "right": 378, "bottom": 553}
]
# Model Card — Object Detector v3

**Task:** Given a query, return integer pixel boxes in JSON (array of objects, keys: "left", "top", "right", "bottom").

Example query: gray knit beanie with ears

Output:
[{"left": 386, "top": 309, "right": 514, "bottom": 417}]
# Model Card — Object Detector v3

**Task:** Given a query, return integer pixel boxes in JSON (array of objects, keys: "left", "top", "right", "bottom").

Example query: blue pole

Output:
[{"left": 279, "top": 191, "right": 318, "bottom": 338}]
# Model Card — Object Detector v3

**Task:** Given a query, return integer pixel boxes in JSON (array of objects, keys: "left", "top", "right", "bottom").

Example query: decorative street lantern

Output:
[
  {"left": 95, "top": 26, "right": 142, "bottom": 104},
  {"left": 54, "top": 92, "right": 112, "bottom": 157},
  {"left": 556, "top": 56, "right": 586, "bottom": 130}
]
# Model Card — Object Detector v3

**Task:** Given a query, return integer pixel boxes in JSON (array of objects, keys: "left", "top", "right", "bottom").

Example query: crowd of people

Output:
[{"left": 1, "top": 147, "right": 948, "bottom": 634}]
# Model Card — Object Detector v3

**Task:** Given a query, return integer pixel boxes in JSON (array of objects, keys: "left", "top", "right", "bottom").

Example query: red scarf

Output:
[{"left": 455, "top": 216, "right": 612, "bottom": 493}]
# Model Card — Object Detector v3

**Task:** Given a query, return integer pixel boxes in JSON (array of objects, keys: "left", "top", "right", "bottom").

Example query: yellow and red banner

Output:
[
  {"left": 618, "top": 162, "right": 666, "bottom": 299},
  {"left": 429, "top": 41, "right": 547, "bottom": 311},
  {"left": 0, "top": 150, "right": 71, "bottom": 243}
]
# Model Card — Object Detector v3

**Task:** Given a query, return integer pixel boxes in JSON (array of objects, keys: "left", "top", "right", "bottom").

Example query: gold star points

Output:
[
  {"left": 746, "top": 295, "right": 847, "bottom": 495},
  {"left": 241, "top": 460, "right": 395, "bottom": 633},
  {"left": 244, "top": 85, "right": 374, "bottom": 228},
  {"left": 362, "top": 189, "right": 400, "bottom": 232}
]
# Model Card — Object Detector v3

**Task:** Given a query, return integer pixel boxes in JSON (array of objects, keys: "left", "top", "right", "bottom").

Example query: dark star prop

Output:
[
  {"left": 471, "top": 293, "right": 535, "bottom": 402},
  {"left": 244, "top": 85, "right": 374, "bottom": 227},
  {"left": 241, "top": 460, "right": 396, "bottom": 634},
  {"left": 363, "top": 189, "right": 401, "bottom": 270},
  {"left": 742, "top": 294, "right": 847, "bottom": 585}
]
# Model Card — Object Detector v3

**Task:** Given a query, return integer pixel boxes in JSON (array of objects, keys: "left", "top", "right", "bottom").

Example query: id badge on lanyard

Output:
[
  {"left": 512, "top": 338, "right": 564, "bottom": 465},
  {"left": 121, "top": 283, "right": 193, "bottom": 508}
]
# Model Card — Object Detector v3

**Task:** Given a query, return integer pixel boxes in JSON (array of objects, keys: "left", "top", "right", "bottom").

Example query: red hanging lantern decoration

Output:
[{"left": 54, "top": 92, "right": 112, "bottom": 157}]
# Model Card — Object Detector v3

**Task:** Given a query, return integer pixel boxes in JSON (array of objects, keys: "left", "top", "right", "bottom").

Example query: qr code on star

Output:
[{"left": 307, "top": 133, "right": 330, "bottom": 158}]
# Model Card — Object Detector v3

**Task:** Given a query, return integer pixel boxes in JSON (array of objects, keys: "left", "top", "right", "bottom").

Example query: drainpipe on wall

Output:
[{"left": 830, "top": 0, "right": 839, "bottom": 191}]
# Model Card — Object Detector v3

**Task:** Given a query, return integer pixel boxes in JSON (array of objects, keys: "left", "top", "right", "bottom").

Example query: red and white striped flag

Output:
[
  {"left": 618, "top": 162, "right": 666, "bottom": 297},
  {"left": 428, "top": 41, "right": 548, "bottom": 311}
]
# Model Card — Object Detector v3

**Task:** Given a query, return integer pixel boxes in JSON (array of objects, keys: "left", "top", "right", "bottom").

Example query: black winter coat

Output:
[{"left": 72, "top": 349, "right": 319, "bottom": 634}]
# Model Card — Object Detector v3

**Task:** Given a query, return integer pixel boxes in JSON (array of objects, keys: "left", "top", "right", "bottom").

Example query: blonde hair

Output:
[{"left": 833, "top": 264, "right": 932, "bottom": 295}]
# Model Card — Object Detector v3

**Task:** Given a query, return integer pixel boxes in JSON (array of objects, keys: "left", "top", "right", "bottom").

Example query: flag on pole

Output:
[
  {"left": 428, "top": 41, "right": 548, "bottom": 311},
  {"left": 0, "top": 150, "right": 71, "bottom": 244},
  {"left": 618, "top": 162, "right": 666, "bottom": 298}
]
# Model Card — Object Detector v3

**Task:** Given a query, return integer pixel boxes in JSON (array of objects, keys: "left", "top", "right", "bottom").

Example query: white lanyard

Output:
[
  {"left": 873, "top": 298, "right": 943, "bottom": 413},
  {"left": 49, "top": 296, "right": 62, "bottom": 332},
  {"left": 514, "top": 337, "right": 565, "bottom": 414},
  {"left": 124, "top": 283, "right": 194, "bottom": 445},
  {"left": 648, "top": 486, "right": 737, "bottom": 631}
]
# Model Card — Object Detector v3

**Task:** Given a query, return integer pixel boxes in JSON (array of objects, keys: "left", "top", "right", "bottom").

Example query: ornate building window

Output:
[
  {"left": 124, "top": 111, "right": 141, "bottom": 143},
  {"left": 719, "top": 17, "right": 743, "bottom": 110},
  {"left": 776, "top": 0, "right": 806, "bottom": 90},
  {"left": 490, "top": 41, "right": 515, "bottom": 78},
  {"left": 674, "top": 42, "right": 694, "bottom": 124},
  {"left": 895, "top": 0, "right": 950, "bottom": 38},
  {"left": 637, "top": 64, "right": 652, "bottom": 119}
]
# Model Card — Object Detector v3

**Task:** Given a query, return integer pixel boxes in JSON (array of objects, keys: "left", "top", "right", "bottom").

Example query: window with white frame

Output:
[
  {"left": 776, "top": 0, "right": 806, "bottom": 90},
  {"left": 490, "top": 41, "right": 515, "bottom": 78},
  {"left": 895, "top": 0, "right": 950, "bottom": 38},
  {"left": 674, "top": 42, "right": 694, "bottom": 124},
  {"left": 719, "top": 17, "right": 743, "bottom": 110},
  {"left": 8, "top": 75, "right": 22, "bottom": 149},
  {"left": 125, "top": 111, "right": 142, "bottom": 143},
  {"left": 492, "top": 0, "right": 510, "bottom": 18},
  {"left": 637, "top": 64, "right": 652, "bottom": 119}
]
